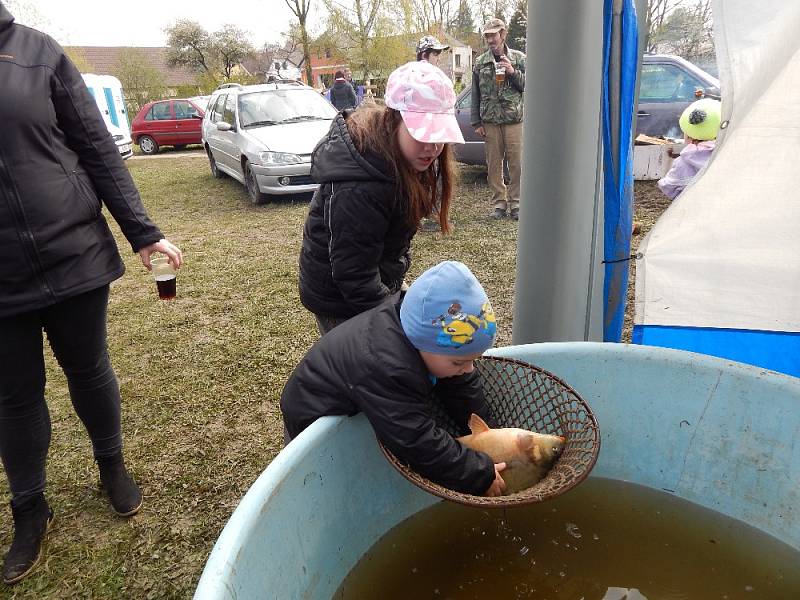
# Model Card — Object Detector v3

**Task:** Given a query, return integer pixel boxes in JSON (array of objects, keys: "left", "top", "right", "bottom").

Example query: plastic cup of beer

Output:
[
  {"left": 151, "top": 256, "right": 177, "bottom": 300},
  {"left": 495, "top": 64, "right": 506, "bottom": 85}
]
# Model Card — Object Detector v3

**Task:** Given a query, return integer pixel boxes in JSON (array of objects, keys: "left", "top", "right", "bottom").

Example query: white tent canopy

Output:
[{"left": 634, "top": 0, "right": 800, "bottom": 376}]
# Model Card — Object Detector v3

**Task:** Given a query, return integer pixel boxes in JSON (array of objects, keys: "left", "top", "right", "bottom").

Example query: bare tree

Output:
[
  {"left": 407, "top": 0, "right": 454, "bottom": 33},
  {"left": 3, "top": 0, "right": 62, "bottom": 38},
  {"left": 645, "top": 0, "right": 685, "bottom": 53},
  {"left": 471, "top": 0, "right": 512, "bottom": 27},
  {"left": 324, "top": 0, "right": 387, "bottom": 81},
  {"left": 284, "top": 0, "right": 315, "bottom": 85},
  {"left": 165, "top": 20, "right": 215, "bottom": 75},
  {"left": 648, "top": 0, "right": 713, "bottom": 61},
  {"left": 165, "top": 21, "right": 255, "bottom": 84},
  {"left": 213, "top": 25, "right": 255, "bottom": 79},
  {"left": 115, "top": 49, "right": 168, "bottom": 117}
]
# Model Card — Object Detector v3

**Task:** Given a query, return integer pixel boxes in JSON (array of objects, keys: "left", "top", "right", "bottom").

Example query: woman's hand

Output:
[
  {"left": 138, "top": 239, "right": 183, "bottom": 271},
  {"left": 484, "top": 462, "right": 507, "bottom": 497}
]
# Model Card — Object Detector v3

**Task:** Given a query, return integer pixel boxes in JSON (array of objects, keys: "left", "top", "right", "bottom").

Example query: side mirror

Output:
[
  {"left": 217, "top": 122, "right": 233, "bottom": 131},
  {"left": 191, "top": 113, "right": 202, "bottom": 119}
]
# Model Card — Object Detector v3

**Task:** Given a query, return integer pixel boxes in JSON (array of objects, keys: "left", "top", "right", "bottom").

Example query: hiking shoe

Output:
[
  {"left": 98, "top": 453, "right": 142, "bottom": 517},
  {"left": 3, "top": 493, "right": 53, "bottom": 585},
  {"left": 509, "top": 208, "right": 519, "bottom": 221},
  {"left": 490, "top": 208, "right": 507, "bottom": 219}
]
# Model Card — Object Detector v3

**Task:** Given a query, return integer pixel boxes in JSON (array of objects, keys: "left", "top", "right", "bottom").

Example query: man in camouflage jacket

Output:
[{"left": 470, "top": 18, "right": 526, "bottom": 219}]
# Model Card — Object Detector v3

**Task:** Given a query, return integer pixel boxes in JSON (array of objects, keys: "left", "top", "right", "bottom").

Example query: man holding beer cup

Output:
[{"left": 470, "top": 17, "right": 526, "bottom": 220}]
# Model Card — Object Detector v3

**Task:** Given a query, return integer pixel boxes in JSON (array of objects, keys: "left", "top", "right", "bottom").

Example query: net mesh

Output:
[{"left": 379, "top": 356, "right": 601, "bottom": 507}]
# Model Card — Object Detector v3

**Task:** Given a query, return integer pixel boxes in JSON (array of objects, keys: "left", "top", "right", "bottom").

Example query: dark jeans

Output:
[{"left": 0, "top": 286, "right": 122, "bottom": 503}]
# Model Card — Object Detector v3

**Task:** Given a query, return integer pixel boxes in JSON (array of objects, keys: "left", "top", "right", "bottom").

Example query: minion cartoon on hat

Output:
[
  {"left": 400, "top": 261, "right": 497, "bottom": 357},
  {"left": 679, "top": 98, "right": 722, "bottom": 141}
]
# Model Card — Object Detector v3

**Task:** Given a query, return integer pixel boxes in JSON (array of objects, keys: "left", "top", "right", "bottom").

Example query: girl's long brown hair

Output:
[{"left": 347, "top": 106, "right": 456, "bottom": 233}]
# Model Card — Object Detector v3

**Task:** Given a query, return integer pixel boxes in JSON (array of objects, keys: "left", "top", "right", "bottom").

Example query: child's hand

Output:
[{"left": 484, "top": 462, "right": 507, "bottom": 497}]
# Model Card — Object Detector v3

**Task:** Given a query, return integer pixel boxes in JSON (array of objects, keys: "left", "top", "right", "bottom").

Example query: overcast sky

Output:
[{"left": 4, "top": 0, "right": 318, "bottom": 47}]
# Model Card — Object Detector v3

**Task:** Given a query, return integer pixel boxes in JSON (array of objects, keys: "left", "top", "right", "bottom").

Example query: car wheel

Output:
[
  {"left": 207, "top": 149, "right": 224, "bottom": 179},
  {"left": 138, "top": 135, "right": 159, "bottom": 155},
  {"left": 245, "top": 163, "right": 270, "bottom": 205}
]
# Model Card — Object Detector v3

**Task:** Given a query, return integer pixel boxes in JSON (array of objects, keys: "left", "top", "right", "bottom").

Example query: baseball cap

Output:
[
  {"left": 483, "top": 18, "right": 506, "bottom": 34},
  {"left": 416, "top": 35, "right": 450, "bottom": 54},
  {"left": 400, "top": 261, "right": 498, "bottom": 356},
  {"left": 679, "top": 98, "right": 722, "bottom": 141},
  {"left": 384, "top": 61, "right": 465, "bottom": 144}
]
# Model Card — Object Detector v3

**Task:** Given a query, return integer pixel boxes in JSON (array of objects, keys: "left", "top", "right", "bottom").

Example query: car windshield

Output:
[{"left": 239, "top": 89, "right": 337, "bottom": 128}]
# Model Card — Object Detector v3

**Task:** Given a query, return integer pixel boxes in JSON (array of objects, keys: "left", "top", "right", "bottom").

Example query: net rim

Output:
[{"left": 378, "top": 355, "right": 601, "bottom": 508}]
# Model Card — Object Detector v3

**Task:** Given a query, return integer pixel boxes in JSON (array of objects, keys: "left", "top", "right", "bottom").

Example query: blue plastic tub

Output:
[{"left": 194, "top": 343, "right": 800, "bottom": 599}]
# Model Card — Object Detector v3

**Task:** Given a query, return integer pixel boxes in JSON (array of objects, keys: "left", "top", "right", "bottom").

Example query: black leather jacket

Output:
[
  {"left": 299, "top": 112, "right": 414, "bottom": 318},
  {"left": 0, "top": 5, "right": 162, "bottom": 317}
]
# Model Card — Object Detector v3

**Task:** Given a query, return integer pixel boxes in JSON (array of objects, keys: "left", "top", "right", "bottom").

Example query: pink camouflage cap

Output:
[{"left": 384, "top": 61, "right": 465, "bottom": 145}]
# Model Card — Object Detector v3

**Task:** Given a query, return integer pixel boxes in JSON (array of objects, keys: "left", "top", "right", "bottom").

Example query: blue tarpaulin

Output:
[{"left": 601, "top": 0, "right": 638, "bottom": 341}]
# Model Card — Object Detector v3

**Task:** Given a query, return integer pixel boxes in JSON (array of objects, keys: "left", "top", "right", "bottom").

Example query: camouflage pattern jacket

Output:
[{"left": 470, "top": 46, "right": 526, "bottom": 127}]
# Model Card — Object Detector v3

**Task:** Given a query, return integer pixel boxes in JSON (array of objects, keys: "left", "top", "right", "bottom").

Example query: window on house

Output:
[
  {"left": 455, "top": 54, "right": 461, "bottom": 68},
  {"left": 325, "top": 48, "right": 331, "bottom": 59}
]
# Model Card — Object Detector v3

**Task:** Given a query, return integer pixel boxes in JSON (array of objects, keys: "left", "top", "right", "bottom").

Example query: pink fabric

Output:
[
  {"left": 384, "top": 61, "right": 465, "bottom": 144},
  {"left": 657, "top": 140, "right": 716, "bottom": 200}
]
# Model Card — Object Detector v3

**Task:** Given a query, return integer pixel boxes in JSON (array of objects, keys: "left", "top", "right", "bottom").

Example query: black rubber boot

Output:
[
  {"left": 97, "top": 453, "right": 142, "bottom": 517},
  {"left": 2, "top": 493, "right": 53, "bottom": 585}
]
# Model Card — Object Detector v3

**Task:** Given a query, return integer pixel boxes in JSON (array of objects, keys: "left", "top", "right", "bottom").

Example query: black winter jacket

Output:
[
  {"left": 329, "top": 80, "right": 356, "bottom": 111},
  {"left": 0, "top": 5, "right": 162, "bottom": 317},
  {"left": 281, "top": 300, "right": 497, "bottom": 495},
  {"left": 299, "top": 112, "right": 414, "bottom": 318}
]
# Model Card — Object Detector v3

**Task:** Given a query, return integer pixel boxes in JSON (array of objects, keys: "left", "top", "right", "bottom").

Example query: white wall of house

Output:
[{"left": 446, "top": 46, "right": 472, "bottom": 84}]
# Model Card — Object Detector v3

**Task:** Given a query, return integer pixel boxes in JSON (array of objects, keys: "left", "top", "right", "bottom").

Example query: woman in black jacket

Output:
[
  {"left": 0, "top": 3, "right": 182, "bottom": 584},
  {"left": 299, "top": 60, "right": 464, "bottom": 334}
]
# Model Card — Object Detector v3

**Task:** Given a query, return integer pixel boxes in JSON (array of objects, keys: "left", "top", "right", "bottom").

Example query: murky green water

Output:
[{"left": 335, "top": 478, "right": 800, "bottom": 599}]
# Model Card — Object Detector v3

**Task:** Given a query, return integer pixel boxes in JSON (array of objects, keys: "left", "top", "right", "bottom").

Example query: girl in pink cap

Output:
[{"left": 299, "top": 60, "right": 465, "bottom": 335}]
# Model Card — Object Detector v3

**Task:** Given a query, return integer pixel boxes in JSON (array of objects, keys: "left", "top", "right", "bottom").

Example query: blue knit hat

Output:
[{"left": 400, "top": 261, "right": 497, "bottom": 356}]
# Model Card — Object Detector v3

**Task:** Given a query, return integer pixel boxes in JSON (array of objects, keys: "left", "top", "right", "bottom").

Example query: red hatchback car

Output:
[{"left": 131, "top": 98, "right": 206, "bottom": 154}]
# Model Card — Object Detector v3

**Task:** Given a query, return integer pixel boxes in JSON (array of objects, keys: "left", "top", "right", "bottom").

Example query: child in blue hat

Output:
[{"left": 281, "top": 261, "right": 506, "bottom": 496}]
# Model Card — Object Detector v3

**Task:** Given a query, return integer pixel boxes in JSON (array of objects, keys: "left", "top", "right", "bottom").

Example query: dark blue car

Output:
[{"left": 453, "top": 53, "right": 720, "bottom": 165}]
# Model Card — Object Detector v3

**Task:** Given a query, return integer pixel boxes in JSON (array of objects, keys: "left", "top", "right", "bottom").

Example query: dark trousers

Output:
[{"left": 0, "top": 286, "right": 122, "bottom": 503}]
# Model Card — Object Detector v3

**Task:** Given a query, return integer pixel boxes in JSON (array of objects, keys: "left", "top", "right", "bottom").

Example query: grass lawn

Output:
[{"left": 0, "top": 157, "right": 667, "bottom": 598}]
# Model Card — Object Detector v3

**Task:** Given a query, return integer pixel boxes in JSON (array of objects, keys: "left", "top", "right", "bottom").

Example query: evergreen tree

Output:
[
  {"left": 506, "top": 0, "right": 527, "bottom": 53},
  {"left": 449, "top": 0, "right": 475, "bottom": 41}
]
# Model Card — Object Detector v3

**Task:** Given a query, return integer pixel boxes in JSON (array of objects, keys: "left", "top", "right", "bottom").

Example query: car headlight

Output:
[{"left": 258, "top": 151, "right": 302, "bottom": 165}]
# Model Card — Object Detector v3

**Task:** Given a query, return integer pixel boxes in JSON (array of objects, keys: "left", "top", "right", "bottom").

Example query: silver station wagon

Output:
[{"left": 202, "top": 81, "right": 337, "bottom": 203}]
